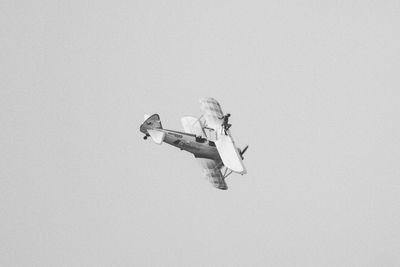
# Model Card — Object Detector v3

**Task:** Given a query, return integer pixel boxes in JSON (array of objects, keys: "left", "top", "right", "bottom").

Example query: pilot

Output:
[{"left": 219, "top": 113, "right": 232, "bottom": 134}]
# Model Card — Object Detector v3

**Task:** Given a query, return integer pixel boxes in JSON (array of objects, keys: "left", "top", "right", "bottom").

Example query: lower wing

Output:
[{"left": 197, "top": 158, "right": 227, "bottom": 190}]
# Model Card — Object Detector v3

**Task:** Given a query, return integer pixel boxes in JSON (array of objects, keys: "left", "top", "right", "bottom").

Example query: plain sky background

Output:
[{"left": 1, "top": 1, "right": 400, "bottom": 266}]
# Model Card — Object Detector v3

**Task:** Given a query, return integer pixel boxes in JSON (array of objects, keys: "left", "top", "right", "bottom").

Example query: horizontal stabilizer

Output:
[{"left": 147, "top": 129, "right": 165, "bottom": 144}]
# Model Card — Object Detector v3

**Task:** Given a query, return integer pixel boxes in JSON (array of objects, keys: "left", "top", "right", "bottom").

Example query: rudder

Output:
[{"left": 142, "top": 114, "right": 162, "bottom": 129}]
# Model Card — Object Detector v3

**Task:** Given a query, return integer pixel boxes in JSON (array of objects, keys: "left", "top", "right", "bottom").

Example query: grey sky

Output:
[{"left": 1, "top": 1, "right": 400, "bottom": 266}]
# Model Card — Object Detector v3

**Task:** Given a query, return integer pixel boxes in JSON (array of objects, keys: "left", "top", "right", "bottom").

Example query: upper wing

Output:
[
  {"left": 199, "top": 97, "right": 224, "bottom": 130},
  {"left": 215, "top": 134, "right": 246, "bottom": 174},
  {"left": 199, "top": 97, "right": 246, "bottom": 174},
  {"left": 181, "top": 116, "right": 206, "bottom": 137}
]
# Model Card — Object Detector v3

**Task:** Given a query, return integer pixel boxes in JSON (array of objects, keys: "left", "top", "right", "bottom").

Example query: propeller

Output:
[{"left": 240, "top": 145, "right": 249, "bottom": 160}]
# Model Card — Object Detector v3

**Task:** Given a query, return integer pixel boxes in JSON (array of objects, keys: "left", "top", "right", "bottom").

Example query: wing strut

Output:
[
  {"left": 223, "top": 167, "right": 233, "bottom": 179},
  {"left": 211, "top": 162, "right": 234, "bottom": 180}
]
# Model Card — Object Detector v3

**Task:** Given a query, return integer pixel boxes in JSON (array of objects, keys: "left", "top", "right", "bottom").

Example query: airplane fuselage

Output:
[{"left": 144, "top": 128, "right": 221, "bottom": 161}]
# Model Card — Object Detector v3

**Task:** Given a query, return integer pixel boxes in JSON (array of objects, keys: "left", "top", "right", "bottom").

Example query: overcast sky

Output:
[{"left": 1, "top": 1, "right": 400, "bottom": 266}]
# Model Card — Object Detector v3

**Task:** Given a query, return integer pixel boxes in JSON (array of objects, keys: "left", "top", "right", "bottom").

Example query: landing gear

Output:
[{"left": 143, "top": 134, "right": 149, "bottom": 140}]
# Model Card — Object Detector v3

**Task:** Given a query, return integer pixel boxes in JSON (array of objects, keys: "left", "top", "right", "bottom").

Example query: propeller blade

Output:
[{"left": 240, "top": 145, "right": 249, "bottom": 159}]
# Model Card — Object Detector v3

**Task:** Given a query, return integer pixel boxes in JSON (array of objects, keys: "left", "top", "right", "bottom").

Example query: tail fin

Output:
[
  {"left": 141, "top": 114, "right": 163, "bottom": 130},
  {"left": 140, "top": 114, "right": 165, "bottom": 144}
]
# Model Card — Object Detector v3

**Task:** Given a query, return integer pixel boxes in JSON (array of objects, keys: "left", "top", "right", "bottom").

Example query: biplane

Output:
[{"left": 139, "top": 97, "right": 248, "bottom": 190}]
